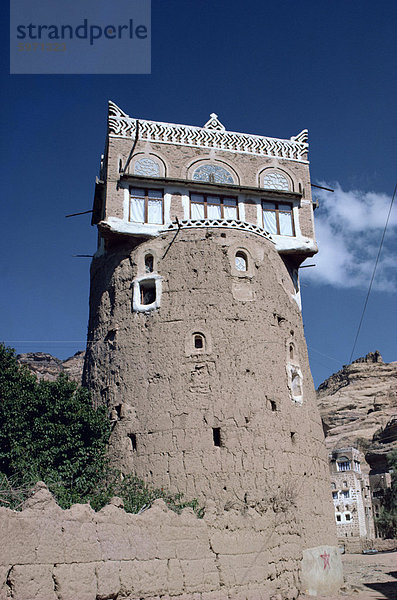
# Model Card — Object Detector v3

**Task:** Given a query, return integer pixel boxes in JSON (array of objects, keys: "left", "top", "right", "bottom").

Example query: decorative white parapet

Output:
[
  {"left": 164, "top": 218, "right": 275, "bottom": 242},
  {"left": 100, "top": 217, "right": 317, "bottom": 257},
  {"left": 108, "top": 101, "right": 309, "bottom": 163}
]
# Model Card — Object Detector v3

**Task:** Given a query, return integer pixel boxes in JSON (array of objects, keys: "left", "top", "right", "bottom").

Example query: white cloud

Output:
[{"left": 301, "top": 184, "right": 397, "bottom": 291}]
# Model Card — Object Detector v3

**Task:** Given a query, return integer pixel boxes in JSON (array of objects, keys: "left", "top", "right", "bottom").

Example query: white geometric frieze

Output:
[
  {"left": 108, "top": 101, "right": 309, "bottom": 163},
  {"left": 163, "top": 218, "right": 275, "bottom": 242}
]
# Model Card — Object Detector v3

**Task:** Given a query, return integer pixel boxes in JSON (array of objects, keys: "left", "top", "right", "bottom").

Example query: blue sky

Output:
[{"left": 1, "top": 0, "right": 396, "bottom": 387}]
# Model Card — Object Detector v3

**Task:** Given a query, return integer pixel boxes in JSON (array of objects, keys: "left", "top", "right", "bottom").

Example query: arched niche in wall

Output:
[
  {"left": 235, "top": 251, "right": 248, "bottom": 273},
  {"left": 135, "top": 246, "right": 160, "bottom": 277},
  {"left": 184, "top": 327, "right": 212, "bottom": 356},
  {"left": 193, "top": 332, "right": 206, "bottom": 351},
  {"left": 128, "top": 153, "right": 167, "bottom": 177},
  {"left": 144, "top": 253, "right": 154, "bottom": 273},
  {"left": 288, "top": 339, "right": 299, "bottom": 362},
  {"left": 286, "top": 338, "right": 303, "bottom": 404},
  {"left": 258, "top": 167, "right": 294, "bottom": 192},
  {"left": 186, "top": 159, "right": 240, "bottom": 185},
  {"left": 227, "top": 244, "right": 254, "bottom": 278}
]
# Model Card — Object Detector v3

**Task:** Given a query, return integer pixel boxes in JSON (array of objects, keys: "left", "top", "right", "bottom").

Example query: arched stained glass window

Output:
[
  {"left": 134, "top": 158, "right": 160, "bottom": 177},
  {"left": 193, "top": 164, "right": 234, "bottom": 184},
  {"left": 262, "top": 172, "right": 289, "bottom": 191}
]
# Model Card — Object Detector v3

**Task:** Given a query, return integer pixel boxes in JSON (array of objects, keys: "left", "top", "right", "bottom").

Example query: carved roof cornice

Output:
[{"left": 108, "top": 101, "right": 309, "bottom": 163}]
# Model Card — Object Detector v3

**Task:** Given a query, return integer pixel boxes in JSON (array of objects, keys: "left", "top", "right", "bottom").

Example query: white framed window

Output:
[
  {"left": 190, "top": 193, "right": 238, "bottom": 220},
  {"left": 133, "top": 274, "right": 162, "bottom": 312},
  {"left": 129, "top": 188, "right": 163, "bottom": 225},
  {"left": 262, "top": 201, "right": 295, "bottom": 236}
]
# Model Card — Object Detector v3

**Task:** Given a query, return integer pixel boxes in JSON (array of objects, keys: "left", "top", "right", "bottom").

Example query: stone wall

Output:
[
  {"left": 0, "top": 483, "right": 342, "bottom": 600},
  {"left": 101, "top": 126, "right": 316, "bottom": 245}
]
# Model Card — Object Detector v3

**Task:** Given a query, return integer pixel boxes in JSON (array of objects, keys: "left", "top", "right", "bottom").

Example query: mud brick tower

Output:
[{"left": 83, "top": 103, "right": 339, "bottom": 578}]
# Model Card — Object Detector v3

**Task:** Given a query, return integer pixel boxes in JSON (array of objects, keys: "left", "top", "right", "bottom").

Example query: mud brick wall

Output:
[{"left": 0, "top": 484, "right": 311, "bottom": 600}]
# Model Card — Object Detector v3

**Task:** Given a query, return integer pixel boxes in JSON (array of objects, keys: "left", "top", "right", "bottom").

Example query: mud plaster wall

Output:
[
  {"left": 83, "top": 229, "right": 337, "bottom": 551},
  {"left": 1, "top": 485, "right": 343, "bottom": 600}
]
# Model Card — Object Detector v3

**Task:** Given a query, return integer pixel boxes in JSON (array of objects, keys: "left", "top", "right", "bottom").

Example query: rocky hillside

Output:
[
  {"left": 17, "top": 351, "right": 85, "bottom": 384},
  {"left": 317, "top": 352, "right": 397, "bottom": 462}
]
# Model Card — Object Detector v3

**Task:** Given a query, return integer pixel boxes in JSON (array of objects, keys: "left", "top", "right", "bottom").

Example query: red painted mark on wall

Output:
[{"left": 320, "top": 551, "right": 330, "bottom": 569}]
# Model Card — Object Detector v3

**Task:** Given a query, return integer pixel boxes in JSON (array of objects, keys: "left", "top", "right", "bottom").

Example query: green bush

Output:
[
  {"left": 0, "top": 344, "right": 110, "bottom": 508},
  {"left": 0, "top": 344, "right": 202, "bottom": 516},
  {"left": 87, "top": 471, "right": 203, "bottom": 516}
]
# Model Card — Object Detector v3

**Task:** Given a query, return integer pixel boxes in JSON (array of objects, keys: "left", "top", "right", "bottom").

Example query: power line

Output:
[
  {"left": 348, "top": 182, "right": 397, "bottom": 364},
  {"left": 307, "top": 345, "right": 341, "bottom": 364}
]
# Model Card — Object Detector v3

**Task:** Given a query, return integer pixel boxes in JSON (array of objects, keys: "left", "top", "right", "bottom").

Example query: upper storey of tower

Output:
[{"left": 93, "top": 101, "right": 317, "bottom": 257}]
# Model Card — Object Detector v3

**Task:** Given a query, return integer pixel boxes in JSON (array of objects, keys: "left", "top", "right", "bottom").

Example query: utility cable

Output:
[{"left": 348, "top": 182, "right": 397, "bottom": 364}]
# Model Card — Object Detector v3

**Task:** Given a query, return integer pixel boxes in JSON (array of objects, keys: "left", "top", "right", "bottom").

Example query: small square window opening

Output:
[{"left": 140, "top": 280, "right": 156, "bottom": 305}]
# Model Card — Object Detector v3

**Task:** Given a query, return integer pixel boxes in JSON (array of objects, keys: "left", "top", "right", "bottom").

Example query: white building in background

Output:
[{"left": 329, "top": 447, "right": 375, "bottom": 543}]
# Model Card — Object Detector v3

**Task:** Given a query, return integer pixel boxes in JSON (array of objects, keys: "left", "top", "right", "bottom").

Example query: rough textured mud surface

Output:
[
  {"left": 0, "top": 483, "right": 338, "bottom": 600},
  {"left": 83, "top": 228, "right": 337, "bottom": 554}
]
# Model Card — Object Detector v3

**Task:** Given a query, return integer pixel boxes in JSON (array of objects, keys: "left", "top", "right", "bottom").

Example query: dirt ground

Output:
[{"left": 309, "top": 551, "right": 397, "bottom": 600}]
